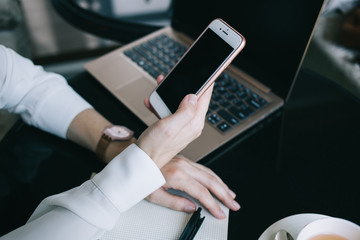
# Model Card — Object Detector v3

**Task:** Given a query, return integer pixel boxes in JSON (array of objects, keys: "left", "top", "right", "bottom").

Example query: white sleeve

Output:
[
  {"left": 0, "top": 45, "right": 92, "bottom": 138},
  {"left": 0, "top": 144, "right": 166, "bottom": 240}
]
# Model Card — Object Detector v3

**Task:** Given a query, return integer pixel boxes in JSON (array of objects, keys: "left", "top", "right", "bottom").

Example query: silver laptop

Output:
[{"left": 85, "top": 0, "right": 325, "bottom": 162}]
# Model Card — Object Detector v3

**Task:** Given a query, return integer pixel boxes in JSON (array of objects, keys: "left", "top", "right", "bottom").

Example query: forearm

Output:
[
  {"left": 66, "top": 108, "right": 136, "bottom": 162},
  {"left": 0, "top": 45, "right": 93, "bottom": 138},
  {"left": 66, "top": 108, "right": 111, "bottom": 152}
]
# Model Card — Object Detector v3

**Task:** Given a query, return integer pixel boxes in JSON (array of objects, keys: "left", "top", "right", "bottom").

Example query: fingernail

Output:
[
  {"left": 228, "top": 189, "right": 236, "bottom": 198},
  {"left": 219, "top": 209, "right": 226, "bottom": 219},
  {"left": 184, "top": 205, "right": 196, "bottom": 213},
  {"left": 232, "top": 200, "right": 241, "bottom": 210},
  {"left": 188, "top": 94, "right": 197, "bottom": 106}
]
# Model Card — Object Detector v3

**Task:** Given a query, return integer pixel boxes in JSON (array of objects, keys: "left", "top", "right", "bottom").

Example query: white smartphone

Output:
[{"left": 149, "top": 18, "right": 246, "bottom": 118}]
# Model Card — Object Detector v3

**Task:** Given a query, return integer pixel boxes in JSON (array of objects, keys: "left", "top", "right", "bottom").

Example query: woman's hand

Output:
[
  {"left": 146, "top": 156, "right": 240, "bottom": 219},
  {"left": 136, "top": 76, "right": 213, "bottom": 168}
]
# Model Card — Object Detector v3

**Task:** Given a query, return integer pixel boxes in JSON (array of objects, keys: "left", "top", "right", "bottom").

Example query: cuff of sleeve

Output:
[
  {"left": 29, "top": 144, "right": 165, "bottom": 230},
  {"left": 92, "top": 143, "right": 165, "bottom": 212},
  {"left": 33, "top": 85, "right": 93, "bottom": 138}
]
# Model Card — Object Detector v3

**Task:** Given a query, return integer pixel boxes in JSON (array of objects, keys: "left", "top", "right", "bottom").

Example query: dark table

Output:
[{"left": 0, "top": 68, "right": 359, "bottom": 239}]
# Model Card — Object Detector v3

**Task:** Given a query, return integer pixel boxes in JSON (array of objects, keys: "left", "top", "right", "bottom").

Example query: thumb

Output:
[
  {"left": 168, "top": 94, "right": 198, "bottom": 124},
  {"left": 178, "top": 94, "right": 197, "bottom": 110},
  {"left": 156, "top": 94, "right": 198, "bottom": 136}
]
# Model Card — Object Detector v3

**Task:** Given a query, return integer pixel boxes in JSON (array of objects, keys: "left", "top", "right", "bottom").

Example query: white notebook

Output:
[{"left": 98, "top": 190, "right": 229, "bottom": 240}]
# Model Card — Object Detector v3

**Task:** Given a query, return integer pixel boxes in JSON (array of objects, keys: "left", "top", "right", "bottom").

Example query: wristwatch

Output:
[{"left": 96, "top": 125, "right": 134, "bottom": 161}]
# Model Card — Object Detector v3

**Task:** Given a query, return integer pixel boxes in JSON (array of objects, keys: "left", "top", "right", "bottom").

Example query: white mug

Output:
[{"left": 297, "top": 217, "right": 360, "bottom": 240}]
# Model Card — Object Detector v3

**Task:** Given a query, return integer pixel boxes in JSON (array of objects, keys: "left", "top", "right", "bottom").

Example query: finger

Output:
[
  {"left": 160, "top": 158, "right": 225, "bottom": 218},
  {"left": 176, "top": 156, "right": 225, "bottom": 186},
  {"left": 157, "top": 75, "right": 164, "bottom": 85},
  {"left": 176, "top": 156, "right": 237, "bottom": 199},
  {"left": 193, "top": 168, "right": 240, "bottom": 211},
  {"left": 146, "top": 188, "right": 196, "bottom": 213},
  {"left": 180, "top": 160, "right": 239, "bottom": 211},
  {"left": 177, "top": 178, "right": 226, "bottom": 219},
  {"left": 144, "top": 98, "right": 160, "bottom": 119},
  {"left": 143, "top": 75, "right": 164, "bottom": 115},
  {"left": 190, "top": 161, "right": 223, "bottom": 181},
  {"left": 144, "top": 98, "right": 151, "bottom": 110}
]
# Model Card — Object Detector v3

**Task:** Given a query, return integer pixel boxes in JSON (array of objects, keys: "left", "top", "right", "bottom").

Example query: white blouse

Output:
[{"left": 0, "top": 45, "right": 165, "bottom": 240}]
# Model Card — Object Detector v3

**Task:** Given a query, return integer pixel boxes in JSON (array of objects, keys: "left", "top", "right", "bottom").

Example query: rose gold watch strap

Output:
[{"left": 96, "top": 134, "right": 111, "bottom": 161}]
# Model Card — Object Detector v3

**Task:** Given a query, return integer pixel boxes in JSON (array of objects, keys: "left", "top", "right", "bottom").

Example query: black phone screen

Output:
[{"left": 156, "top": 28, "right": 234, "bottom": 113}]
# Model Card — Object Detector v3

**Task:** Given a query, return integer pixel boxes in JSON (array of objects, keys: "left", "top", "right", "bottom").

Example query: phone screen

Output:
[{"left": 156, "top": 28, "right": 234, "bottom": 113}]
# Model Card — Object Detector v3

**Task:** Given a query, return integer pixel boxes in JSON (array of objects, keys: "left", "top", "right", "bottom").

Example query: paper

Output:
[{"left": 98, "top": 189, "right": 229, "bottom": 240}]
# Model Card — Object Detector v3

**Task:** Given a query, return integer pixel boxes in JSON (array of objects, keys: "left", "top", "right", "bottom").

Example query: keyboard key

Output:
[
  {"left": 229, "top": 77, "right": 237, "bottom": 84},
  {"left": 224, "top": 92, "right": 235, "bottom": 101},
  {"left": 215, "top": 86, "right": 227, "bottom": 94},
  {"left": 236, "top": 90, "right": 247, "bottom": 99},
  {"left": 247, "top": 96, "right": 268, "bottom": 109},
  {"left": 228, "top": 85, "right": 238, "bottom": 92},
  {"left": 260, "top": 98, "right": 268, "bottom": 106},
  {"left": 251, "top": 93, "right": 259, "bottom": 100},
  {"left": 228, "top": 105, "right": 254, "bottom": 120},
  {"left": 217, "top": 122, "right": 232, "bottom": 132},
  {"left": 232, "top": 98, "right": 244, "bottom": 107},
  {"left": 246, "top": 98, "right": 261, "bottom": 109},
  {"left": 211, "top": 93, "right": 222, "bottom": 101},
  {"left": 217, "top": 78, "right": 230, "bottom": 88},
  {"left": 229, "top": 106, "right": 246, "bottom": 120},
  {"left": 141, "top": 43, "right": 157, "bottom": 55},
  {"left": 207, "top": 114, "right": 221, "bottom": 125},
  {"left": 217, "top": 99, "right": 231, "bottom": 108},
  {"left": 209, "top": 101, "right": 220, "bottom": 111},
  {"left": 236, "top": 82, "right": 244, "bottom": 89},
  {"left": 217, "top": 109, "right": 239, "bottom": 125},
  {"left": 240, "top": 105, "right": 255, "bottom": 116}
]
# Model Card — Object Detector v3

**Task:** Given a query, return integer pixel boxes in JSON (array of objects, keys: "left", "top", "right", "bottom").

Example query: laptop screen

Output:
[{"left": 171, "top": 0, "right": 324, "bottom": 100}]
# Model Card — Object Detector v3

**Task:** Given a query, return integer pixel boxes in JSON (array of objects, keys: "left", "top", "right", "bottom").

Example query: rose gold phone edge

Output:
[
  {"left": 196, "top": 18, "right": 246, "bottom": 97},
  {"left": 149, "top": 18, "right": 246, "bottom": 119}
]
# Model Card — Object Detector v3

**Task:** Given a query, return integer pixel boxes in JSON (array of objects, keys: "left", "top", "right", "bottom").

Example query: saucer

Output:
[{"left": 258, "top": 213, "right": 330, "bottom": 240}]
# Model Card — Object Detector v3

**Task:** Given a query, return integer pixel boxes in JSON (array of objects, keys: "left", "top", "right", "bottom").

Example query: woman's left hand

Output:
[{"left": 145, "top": 155, "right": 240, "bottom": 219}]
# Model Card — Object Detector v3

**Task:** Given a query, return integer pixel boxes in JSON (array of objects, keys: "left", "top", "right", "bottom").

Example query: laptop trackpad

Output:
[{"left": 115, "top": 77, "right": 158, "bottom": 126}]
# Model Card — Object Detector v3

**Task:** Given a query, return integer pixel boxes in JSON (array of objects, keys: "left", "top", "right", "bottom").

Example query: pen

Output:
[{"left": 179, "top": 207, "right": 205, "bottom": 240}]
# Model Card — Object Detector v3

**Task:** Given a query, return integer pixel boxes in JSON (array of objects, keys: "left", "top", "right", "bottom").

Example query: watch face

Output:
[{"left": 104, "top": 126, "right": 133, "bottom": 141}]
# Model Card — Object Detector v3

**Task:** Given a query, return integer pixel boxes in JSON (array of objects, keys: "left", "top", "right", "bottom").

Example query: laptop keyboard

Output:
[
  {"left": 124, "top": 34, "right": 187, "bottom": 79},
  {"left": 124, "top": 34, "right": 268, "bottom": 133}
]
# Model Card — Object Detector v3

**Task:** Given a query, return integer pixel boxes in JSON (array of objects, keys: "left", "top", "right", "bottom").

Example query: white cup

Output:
[{"left": 297, "top": 217, "right": 360, "bottom": 240}]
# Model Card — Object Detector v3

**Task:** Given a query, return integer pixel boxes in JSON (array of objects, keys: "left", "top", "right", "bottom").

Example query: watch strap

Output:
[{"left": 96, "top": 133, "right": 111, "bottom": 161}]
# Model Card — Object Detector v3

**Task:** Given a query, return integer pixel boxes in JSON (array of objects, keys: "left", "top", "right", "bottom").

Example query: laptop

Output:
[{"left": 85, "top": 0, "right": 325, "bottom": 161}]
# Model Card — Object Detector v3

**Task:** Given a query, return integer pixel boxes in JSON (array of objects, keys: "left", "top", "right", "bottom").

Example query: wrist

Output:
[
  {"left": 103, "top": 137, "right": 137, "bottom": 163},
  {"left": 67, "top": 109, "right": 112, "bottom": 151},
  {"left": 136, "top": 139, "right": 168, "bottom": 169}
]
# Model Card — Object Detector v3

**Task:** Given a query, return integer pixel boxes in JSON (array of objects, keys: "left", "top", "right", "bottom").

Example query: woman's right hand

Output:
[{"left": 136, "top": 79, "right": 213, "bottom": 168}]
